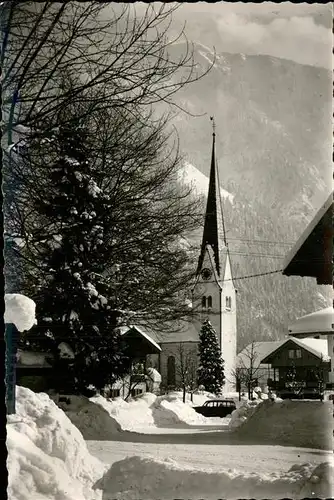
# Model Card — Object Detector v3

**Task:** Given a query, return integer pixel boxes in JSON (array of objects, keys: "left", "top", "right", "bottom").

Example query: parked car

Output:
[{"left": 194, "top": 399, "right": 236, "bottom": 418}]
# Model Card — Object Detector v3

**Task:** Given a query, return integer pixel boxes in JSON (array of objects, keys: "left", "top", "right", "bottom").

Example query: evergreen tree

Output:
[
  {"left": 18, "top": 121, "right": 131, "bottom": 391},
  {"left": 197, "top": 320, "right": 225, "bottom": 395}
]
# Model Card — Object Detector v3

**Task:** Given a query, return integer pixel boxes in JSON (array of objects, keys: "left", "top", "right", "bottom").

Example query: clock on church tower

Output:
[{"left": 201, "top": 268, "right": 212, "bottom": 280}]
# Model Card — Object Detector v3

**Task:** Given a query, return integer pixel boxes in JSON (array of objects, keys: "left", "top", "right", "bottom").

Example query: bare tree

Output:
[
  {"left": 1, "top": 1, "right": 213, "bottom": 148},
  {"left": 312, "top": 354, "right": 326, "bottom": 401},
  {"left": 175, "top": 342, "right": 198, "bottom": 403},
  {"left": 4, "top": 99, "right": 204, "bottom": 330},
  {"left": 234, "top": 341, "right": 262, "bottom": 399},
  {"left": 121, "top": 360, "right": 146, "bottom": 401}
]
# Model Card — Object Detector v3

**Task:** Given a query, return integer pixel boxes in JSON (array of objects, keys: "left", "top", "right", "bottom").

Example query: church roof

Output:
[
  {"left": 126, "top": 321, "right": 200, "bottom": 345},
  {"left": 196, "top": 127, "right": 228, "bottom": 278},
  {"left": 158, "top": 320, "right": 201, "bottom": 344}
]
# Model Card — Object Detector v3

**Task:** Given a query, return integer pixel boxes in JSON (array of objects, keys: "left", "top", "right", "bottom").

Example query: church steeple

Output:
[{"left": 196, "top": 117, "right": 227, "bottom": 278}]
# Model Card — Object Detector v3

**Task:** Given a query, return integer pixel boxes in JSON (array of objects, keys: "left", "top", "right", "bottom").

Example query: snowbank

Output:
[
  {"left": 7, "top": 386, "right": 106, "bottom": 500},
  {"left": 90, "top": 391, "right": 225, "bottom": 433},
  {"left": 94, "top": 455, "right": 334, "bottom": 500},
  {"left": 91, "top": 395, "right": 156, "bottom": 431},
  {"left": 4, "top": 293, "right": 36, "bottom": 332},
  {"left": 56, "top": 395, "right": 123, "bottom": 440},
  {"left": 228, "top": 399, "right": 263, "bottom": 430},
  {"left": 234, "top": 399, "right": 333, "bottom": 450}
]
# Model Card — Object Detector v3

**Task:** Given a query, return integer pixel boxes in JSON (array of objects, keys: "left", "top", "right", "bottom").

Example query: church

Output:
[
  {"left": 149, "top": 123, "right": 238, "bottom": 393},
  {"left": 110, "top": 123, "right": 238, "bottom": 397},
  {"left": 13, "top": 124, "right": 238, "bottom": 399}
]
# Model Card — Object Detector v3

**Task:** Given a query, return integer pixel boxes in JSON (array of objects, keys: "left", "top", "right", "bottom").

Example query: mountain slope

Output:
[{"left": 173, "top": 46, "right": 332, "bottom": 350}]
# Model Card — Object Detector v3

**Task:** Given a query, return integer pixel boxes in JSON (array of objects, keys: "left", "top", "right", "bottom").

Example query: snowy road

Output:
[{"left": 87, "top": 440, "right": 333, "bottom": 475}]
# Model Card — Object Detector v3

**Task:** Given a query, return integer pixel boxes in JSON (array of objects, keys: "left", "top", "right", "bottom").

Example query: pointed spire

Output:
[{"left": 196, "top": 117, "right": 227, "bottom": 277}]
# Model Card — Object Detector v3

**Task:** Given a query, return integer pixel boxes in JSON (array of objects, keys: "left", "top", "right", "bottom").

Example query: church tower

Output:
[{"left": 193, "top": 119, "right": 237, "bottom": 392}]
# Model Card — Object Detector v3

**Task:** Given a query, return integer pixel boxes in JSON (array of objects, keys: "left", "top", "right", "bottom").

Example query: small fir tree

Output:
[{"left": 197, "top": 320, "right": 225, "bottom": 395}]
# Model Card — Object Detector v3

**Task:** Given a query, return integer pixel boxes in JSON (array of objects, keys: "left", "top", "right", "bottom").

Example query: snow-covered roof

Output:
[
  {"left": 237, "top": 341, "right": 284, "bottom": 368},
  {"left": 120, "top": 325, "right": 161, "bottom": 352},
  {"left": 157, "top": 320, "right": 200, "bottom": 344},
  {"left": 288, "top": 307, "right": 334, "bottom": 335},
  {"left": 293, "top": 338, "right": 329, "bottom": 361},
  {"left": 58, "top": 342, "right": 75, "bottom": 359},
  {"left": 16, "top": 350, "right": 53, "bottom": 368},
  {"left": 282, "top": 191, "right": 333, "bottom": 285},
  {"left": 261, "top": 337, "right": 330, "bottom": 363}
]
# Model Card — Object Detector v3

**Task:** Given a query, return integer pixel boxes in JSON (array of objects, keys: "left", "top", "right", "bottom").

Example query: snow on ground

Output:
[
  {"left": 92, "top": 452, "right": 334, "bottom": 500},
  {"left": 87, "top": 440, "right": 333, "bottom": 474},
  {"left": 6, "top": 386, "right": 106, "bottom": 500},
  {"left": 4, "top": 293, "right": 36, "bottom": 331},
  {"left": 90, "top": 391, "right": 228, "bottom": 433}
]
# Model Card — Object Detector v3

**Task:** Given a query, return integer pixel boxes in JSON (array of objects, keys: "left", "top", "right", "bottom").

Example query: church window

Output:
[
  {"left": 226, "top": 296, "right": 231, "bottom": 310},
  {"left": 207, "top": 296, "right": 212, "bottom": 308},
  {"left": 167, "top": 356, "right": 176, "bottom": 386},
  {"left": 202, "top": 296, "right": 207, "bottom": 308}
]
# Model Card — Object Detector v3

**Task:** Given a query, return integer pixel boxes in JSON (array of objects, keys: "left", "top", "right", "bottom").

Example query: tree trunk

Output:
[{"left": 183, "top": 386, "right": 186, "bottom": 403}]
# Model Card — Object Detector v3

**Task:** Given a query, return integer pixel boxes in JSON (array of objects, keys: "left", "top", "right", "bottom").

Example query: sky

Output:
[{"left": 133, "top": 2, "right": 332, "bottom": 69}]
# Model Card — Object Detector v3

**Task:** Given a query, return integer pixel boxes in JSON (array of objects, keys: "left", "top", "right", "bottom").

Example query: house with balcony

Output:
[
  {"left": 287, "top": 307, "right": 334, "bottom": 389},
  {"left": 260, "top": 337, "right": 330, "bottom": 397}
]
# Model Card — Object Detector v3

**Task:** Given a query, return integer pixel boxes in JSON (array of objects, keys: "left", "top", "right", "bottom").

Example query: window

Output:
[
  {"left": 110, "top": 389, "right": 120, "bottom": 398},
  {"left": 207, "top": 296, "right": 212, "bottom": 308},
  {"left": 288, "top": 349, "right": 302, "bottom": 359},
  {"left": 167, "top": 356, "right": 176, "bottom": 386},
  {"left": 226, "top": 296, "right": 231, "bottom": 310},
  {"left": 202, "top": 296, "right": 207, "bottom": 308},
  {"left": 131, "top": 388, "right": 143, "bottom": 397}
]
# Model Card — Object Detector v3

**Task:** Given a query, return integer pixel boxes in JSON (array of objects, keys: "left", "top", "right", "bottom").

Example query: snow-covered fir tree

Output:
[
  {"left": 7, "top": 99, "right": 202, "bottom": 392},
  {"left": 197, "top": 320, "right": 225, "bottom": 395},
  {"left": 20, "top": 122, "right": 131, "bottom": 391}
]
